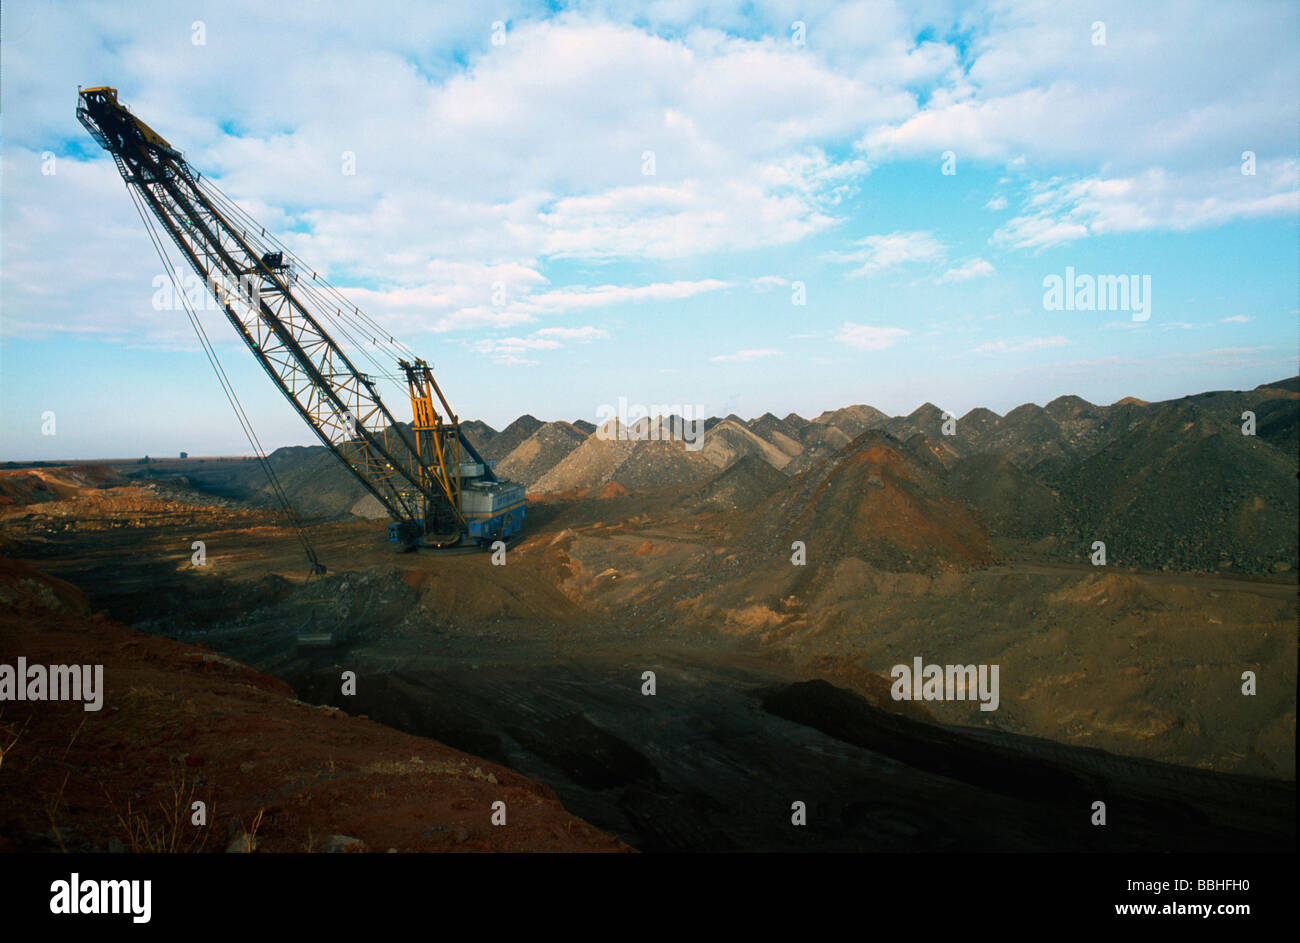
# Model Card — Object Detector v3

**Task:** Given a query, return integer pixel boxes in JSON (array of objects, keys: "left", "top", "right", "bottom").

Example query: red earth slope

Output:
[{"left": 0, "top": 557, "right": 627, "bottom": 853}]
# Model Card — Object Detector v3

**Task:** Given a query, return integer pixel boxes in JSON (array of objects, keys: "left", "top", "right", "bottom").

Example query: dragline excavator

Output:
[{"left": 77, "top": 87, "right": 525, "bottom": 559}]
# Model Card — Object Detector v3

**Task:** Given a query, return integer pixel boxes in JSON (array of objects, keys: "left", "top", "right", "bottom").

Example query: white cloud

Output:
[
  {"left": 538, "top": 176, "right": 842, "bottom": 260},
  {"left": 384, "top": 278, "right": 731, "bottom": 335},
  {"left": 471, "top": 336, "right": 562, "bottom": 354},
  {"left": 856, "top": 2, "right": 1299, "bottom": 252},
  {"left": 1199, "top": 346, "right": 1272, "bottom": 356},
  {"left": 710, "top": 348, "right": 782, "bottom": 363},
  {"left": 491, "top": 354, "right": 541, "bottom": 367},
  {"left": 861, "top": 1, "right": 1298, "bottom": 176},
  {"left": 525, "top": 279, "right": 732, "bottom": 311},
  {"left": 830, "top": 231, "right": 945, "bottom": 277},
  {"left": 5, "top": 0, "right": 1298, "bottom": 356},
  {"left": 1194, "top": 346, "right": 1280, "bottom": 368},
  {"left": 970, "top": 336, "right": 1069, "bottom": 354},
  {"left": 470, "top": 323, "right": 610, "bottom": 365},
  {"left": 1221, "top": 315, "right": 1252, "bottom": 324},
  {"left": 990, "top": 214, "right": 1090, "bottom": 251},
  {"left": 532, "top": 326, "right": 610, "bottom": 341},
  {"left": 0, "top": 149, "right": 227, "bottom": 347},
  {"left": 940, "top": 258, "right": 995, "bottom": 282},
  {"left": 837, "top": 321, "right": 909, "bottom": 350},
  {"left": 4, "top": 12, "right": 915, "bottom": 343},
  {"left": 992, "top": 161, "right": 1300, "bottom": 250}
]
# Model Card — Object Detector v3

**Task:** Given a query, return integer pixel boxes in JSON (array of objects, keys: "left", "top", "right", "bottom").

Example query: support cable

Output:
[{"left": 125, "top": 183, "right": 326, "bottom": 577}]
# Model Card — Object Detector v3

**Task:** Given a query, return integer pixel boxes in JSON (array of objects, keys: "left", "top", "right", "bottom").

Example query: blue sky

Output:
[{"left": 2, "top": 0, "right": 1297, "bottom": 459}]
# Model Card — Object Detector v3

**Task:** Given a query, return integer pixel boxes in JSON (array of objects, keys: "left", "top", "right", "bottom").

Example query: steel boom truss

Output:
[{"left": 77, "top": 87, "right": 465, "bottom": 539}]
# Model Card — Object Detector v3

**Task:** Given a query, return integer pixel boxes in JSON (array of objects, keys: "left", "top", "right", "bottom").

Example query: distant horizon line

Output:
[{"left": 5, "top": 374, "right": 1295, "bottom": 465}]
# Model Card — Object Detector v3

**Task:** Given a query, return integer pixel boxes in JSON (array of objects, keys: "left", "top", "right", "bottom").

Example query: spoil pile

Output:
[
  {"left": 810, "top": 403, "right": 889, "bottom": 438},
  {"left": 699, "top": 418, "right": 793, "bottom": 470},
  {"left": 747, "top": 413, "right": 806, "bottom": 458},
  {"left": 679, "top": 454, "right": 791, "bottom": 512},
  {"left": 0, "top": 465, "right": 127, "bottom": 506},
  {"left": 531, "top": 420, "right": 715, "bottom": 494},
  {"left": 782, "top": 423, "right": 852, "bottom": 476},
  {"left": 496, "top": 421, "right": 587, "bottom": 487},
  {"left": 479, "top": 415, "right": 544, "bottom": 462},
  {"left": 747, "top": 430, "right": 995, "bottom": 572},
  {"left": 459, "top": 419, "right": 498, "bottom": 456},
  {"left": 1053, "top": 402, "right": 1299, "bottom": 573}
]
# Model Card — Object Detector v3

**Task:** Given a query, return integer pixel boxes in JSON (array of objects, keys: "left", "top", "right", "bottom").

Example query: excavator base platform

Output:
[{"left": 391, "top": 532, "right": 523, "bottom": 555}]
